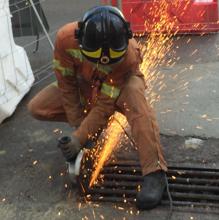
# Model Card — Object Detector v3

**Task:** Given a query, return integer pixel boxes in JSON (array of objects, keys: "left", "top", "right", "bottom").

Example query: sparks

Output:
[
  {"left": 89, "top": 113, "right": 127, "bottom": 187},
  {"left": 88, "top": 0, "right": 190, "bottom": 188},
  {"left": 172, "top": 175, "right": 177, "bottom": 180},
  {"left": 32, "top": 160, "right": 38, "bottom": 165},
  {"left": 99, "top": 214, "right": 104, "bottom": 220},
  {"left": 53, "top": 128, "right": 62, "bottom": 134}
]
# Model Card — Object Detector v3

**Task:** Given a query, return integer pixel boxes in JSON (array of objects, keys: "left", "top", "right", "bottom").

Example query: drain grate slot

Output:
[{"left": 79, "top": 161, "right": 219, "bottom": 212}]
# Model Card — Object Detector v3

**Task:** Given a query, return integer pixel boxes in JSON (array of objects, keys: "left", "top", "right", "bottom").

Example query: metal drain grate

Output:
[{"left": 78, "top": 160, "right": 219, "bottom": 212}]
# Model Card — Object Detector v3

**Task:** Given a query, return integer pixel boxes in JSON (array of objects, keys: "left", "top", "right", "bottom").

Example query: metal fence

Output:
[{"left": 5, "top": 0, "right": 100, "bottom": 86}]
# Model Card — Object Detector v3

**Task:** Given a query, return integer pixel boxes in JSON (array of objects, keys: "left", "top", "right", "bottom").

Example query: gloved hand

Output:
[{"left": 58, "top": 135, "right": 82, "bottom": 162}]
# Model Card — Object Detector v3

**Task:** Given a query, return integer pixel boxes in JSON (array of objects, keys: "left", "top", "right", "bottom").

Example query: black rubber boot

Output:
[{"left": 136, "top": 170, "right": 166, "bottom": 210}]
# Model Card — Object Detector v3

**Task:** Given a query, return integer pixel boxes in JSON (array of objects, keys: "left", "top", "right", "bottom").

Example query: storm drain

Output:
[{"left": 79, "top": 161, "right": 219, "bottom": 212}]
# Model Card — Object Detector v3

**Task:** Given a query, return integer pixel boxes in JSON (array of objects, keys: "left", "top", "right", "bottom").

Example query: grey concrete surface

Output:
[
  {"left": 154, "top": 60, "right": 219, "bottom": 138},
  {"left": 152, "top": 34, "right": 219, "bottom": 138},
  {"left": 0, "top": 77, "right": 218, "bottom": 220},
  {"left": 0, "top": 1, "right": 219, "bottom": 220}
]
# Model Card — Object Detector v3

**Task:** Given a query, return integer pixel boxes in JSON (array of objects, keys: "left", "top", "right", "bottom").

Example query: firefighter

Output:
[{"left": 28, "top": 6, "right": 167, "bottom": 210}]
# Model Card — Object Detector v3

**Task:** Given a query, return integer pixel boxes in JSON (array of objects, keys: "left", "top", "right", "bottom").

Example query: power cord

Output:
[
  {"left": 164, "top": 173, "right": 173, "bottom": 220},
  {"left": 114, "top": 118, "right": 173, "bottom": 220}
]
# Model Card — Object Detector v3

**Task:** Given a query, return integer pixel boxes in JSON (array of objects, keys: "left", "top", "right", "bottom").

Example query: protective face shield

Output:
[{"left": 75, "top": 6, "right": 133, "bottom": 65}]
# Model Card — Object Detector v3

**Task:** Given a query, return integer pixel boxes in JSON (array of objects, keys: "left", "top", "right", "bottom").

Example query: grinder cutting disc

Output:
[
  {"left": 77, "top": 149, "right": 95, "bottom": 196},
  {"left": 67, "top": 150, "right": 85, "bottom": 183}
]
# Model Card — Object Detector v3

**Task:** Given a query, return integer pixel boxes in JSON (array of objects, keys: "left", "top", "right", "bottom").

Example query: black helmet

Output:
[{"left": 75, "top": 6, "right": 133, "bottom": 65}]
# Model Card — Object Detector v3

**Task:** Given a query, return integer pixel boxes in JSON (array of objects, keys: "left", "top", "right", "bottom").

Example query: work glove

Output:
[{"left": 58, "top": 135, "right": 82, "bottom": 162}]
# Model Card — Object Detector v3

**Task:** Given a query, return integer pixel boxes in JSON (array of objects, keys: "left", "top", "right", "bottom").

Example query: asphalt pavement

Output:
[{"left": 0, "top": 1, "right": 219, "bottom": 219}]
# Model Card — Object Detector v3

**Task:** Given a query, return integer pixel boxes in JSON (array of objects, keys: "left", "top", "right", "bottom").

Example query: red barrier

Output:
[{"left": 101, "top": 0, "right": 219, "bottom": 34}]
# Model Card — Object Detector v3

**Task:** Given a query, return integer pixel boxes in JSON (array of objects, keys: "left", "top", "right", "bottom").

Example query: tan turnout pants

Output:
[{"left": 28, "top": 76, "right": 167, "bottom": 175}]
